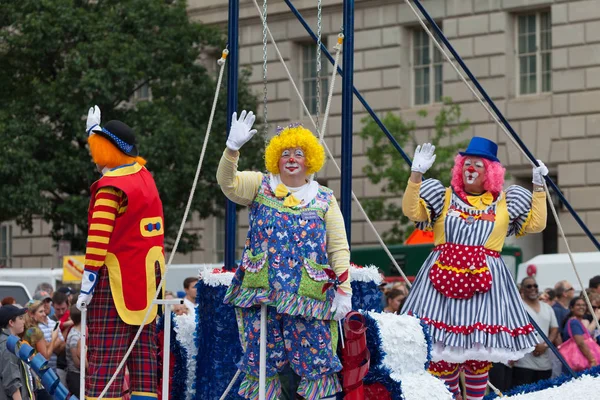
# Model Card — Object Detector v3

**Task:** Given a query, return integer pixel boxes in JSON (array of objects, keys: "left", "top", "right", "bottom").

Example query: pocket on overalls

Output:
[
  {"left": 428, "top": 244, "right": 492, "bottom": 299},
  {"left": 298, "top": 258, "right": 329, "bottom": 301},
  {"left": 241, "top": 249, "right": 270, "bottom": 289}
]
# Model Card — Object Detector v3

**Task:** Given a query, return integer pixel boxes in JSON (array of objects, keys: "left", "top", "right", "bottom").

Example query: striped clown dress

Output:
[{"left": 401, "top": 178, "right": 546, "bottom": 364}]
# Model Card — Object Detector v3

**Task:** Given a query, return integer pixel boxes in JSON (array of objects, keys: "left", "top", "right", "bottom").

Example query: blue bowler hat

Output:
[{"left": 459, "top": 136, "right": 499, "bottom": 162}]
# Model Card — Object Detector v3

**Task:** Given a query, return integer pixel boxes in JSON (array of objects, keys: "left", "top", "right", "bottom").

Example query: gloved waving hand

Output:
[
  {"left": 411, "top": 143, "right": 436, "bottom": 174},
  {"left": 226, "top": 110, "right": 257, "bottom": 151}
]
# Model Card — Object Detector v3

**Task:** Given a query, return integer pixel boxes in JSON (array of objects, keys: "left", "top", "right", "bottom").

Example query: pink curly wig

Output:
[{"left": 451, "top": 154, "right": 506, "bottom": 198}]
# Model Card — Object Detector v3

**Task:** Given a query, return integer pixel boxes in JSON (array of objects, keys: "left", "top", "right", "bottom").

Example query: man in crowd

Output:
[
  {"left": 552, "top": 280, "right": 575, "bottom": 327},
  {"left": 513, "top": 277, "right": 558, "bottom": 387},
  {"left": 50, "top": 291, "right": 71, "bottom": 385},
  {"left": 34, "top": 291, "right": 65, "bottom": 375},
  {"left": 589, "top": 276, "right": 600, "bottom": 294},
  {"left": 183, "top": 277, "right": 198, "bottom": 316}
]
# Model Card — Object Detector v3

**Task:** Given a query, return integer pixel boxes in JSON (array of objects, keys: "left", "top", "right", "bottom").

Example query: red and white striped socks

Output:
[{"left": 463, "top": 371, "right": 489, "bottom": 400}]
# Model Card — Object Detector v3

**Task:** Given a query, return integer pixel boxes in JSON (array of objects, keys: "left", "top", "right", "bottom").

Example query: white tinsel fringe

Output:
[
  {"left": 505, "top": 375, "right": 600, "bottom": 399},
  {"left": 349, "top": 264, "right": 383, "bottom": 284},
  {"left": 367, "top": 311, "right": 452, "bottom": 400},
  {"left": 198, "top": 266, "right": 234, "bottom": 287},
  {"left": 174, "top": 312, "right": 198, "bottom": 400}
]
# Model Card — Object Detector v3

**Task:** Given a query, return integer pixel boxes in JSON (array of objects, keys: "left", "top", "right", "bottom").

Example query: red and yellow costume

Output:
[{"left": 81, "top": 117, "right": 165, "bottom": 400}]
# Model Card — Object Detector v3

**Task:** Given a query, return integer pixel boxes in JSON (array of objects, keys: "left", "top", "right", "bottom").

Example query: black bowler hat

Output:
[{"left": 92, "top": 120, "right": 139, "bottom": 157}]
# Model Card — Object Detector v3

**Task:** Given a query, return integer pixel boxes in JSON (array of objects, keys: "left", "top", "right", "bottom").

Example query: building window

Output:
[
  {"left": 134, "top": 82, "right": 150, "bottom": 101},
  {"left": 302, "top": 43, "right": 329, "bottom": 115},
  {"left": 517, "top": 11, "right": 551, "bottom": 95},
  {"left": 0, "top": 224, "right": 12, "bottom": 267},
  {"left": 215, "top": 216, "right": 226, "bottom": 263},
  {"left": 412, "top": 28, "right": 443, "bottom": 106}
]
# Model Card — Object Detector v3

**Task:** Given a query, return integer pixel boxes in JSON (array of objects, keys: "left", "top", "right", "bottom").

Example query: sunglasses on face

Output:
[{"left": 525, "top": 284, "right": 538, "bottom": 289}]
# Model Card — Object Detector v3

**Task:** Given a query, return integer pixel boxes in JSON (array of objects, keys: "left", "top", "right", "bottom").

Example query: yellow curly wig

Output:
[
  {"left": 88, "top": 134, "right": 146, "bottom": 169},
  {"left": 264, "top": 126, "right": 325, "bottom": 174}
]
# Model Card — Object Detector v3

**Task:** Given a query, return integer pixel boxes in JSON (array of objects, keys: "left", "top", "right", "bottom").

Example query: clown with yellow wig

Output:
[
  {"left": 77, "top": 106, "right": 164, "bottom": 400},
  {"left": 217, "top": 111, "right": 352, "bottom": 400}
]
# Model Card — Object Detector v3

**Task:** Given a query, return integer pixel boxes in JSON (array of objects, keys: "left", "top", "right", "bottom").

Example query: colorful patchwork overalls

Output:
[{"left": 224, "top": 176, "right": 342, "bottom": 400}]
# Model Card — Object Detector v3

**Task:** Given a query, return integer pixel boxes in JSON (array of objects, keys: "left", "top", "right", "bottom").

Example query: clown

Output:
[
  {"left": 401, "top": 137, "right": 548, "bottom": 400},
  {"left": 77, "top": 106, "right": 165, "bottom": 400},
  {"left": 216, "top": 111, "right": 352, "bottom": 400}
]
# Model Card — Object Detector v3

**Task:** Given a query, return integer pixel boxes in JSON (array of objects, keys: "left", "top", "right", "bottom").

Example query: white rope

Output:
[
  {"left": 96, "top": 49, "right": 229, "bottom": 399},
  {"left": 249, "top": 0, "right": 412, "bottom": 287},
  {"left": 219, "top": 369, "right": 241, "bottom": 400},
  {"left": 487, "top": 379, "right": 504, "bottom": 397},
  {"left": 404, "top": 0, "right": 597, "bottom": 324}
]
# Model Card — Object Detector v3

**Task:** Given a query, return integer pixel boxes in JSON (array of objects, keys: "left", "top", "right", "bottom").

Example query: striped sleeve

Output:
[
  {"left": 414, "top": 179, "right": 446, "bottom": 231},
  {"left": 324, "top": 195, "right": 351, "bottom": 294},
  {"left": 216, "top": 149, "right": 263, "bottom": 206},
  {"left": 505, "top": 185, "right": 533, "bottom": 237},
  {"left": 84, "top": 187, "right": 123, "bottom": 271}
]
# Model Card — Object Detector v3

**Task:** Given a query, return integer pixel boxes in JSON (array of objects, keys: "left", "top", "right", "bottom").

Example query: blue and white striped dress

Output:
[{"left": 401, "top": 179, "right": 538, "bottom": 364}]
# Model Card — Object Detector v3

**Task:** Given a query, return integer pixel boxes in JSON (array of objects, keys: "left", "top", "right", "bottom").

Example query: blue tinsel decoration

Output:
[
  {"left": 195, "top": 279, "right": 243, "bottom": 400},
  {"left": 418, "top": 317, "right": 433, "bottom": 371},
  {"left": 362, "top": 313, "right": 405, "bottom": 400},
  {"left": 482, "top": 365, "right": 600, "bottom": 399},
  {"left": 157, "top": 313, "right": 188, "bottom": 400},
  {"left": 350, "top": 280, "right": 384, "bottom": 313}
]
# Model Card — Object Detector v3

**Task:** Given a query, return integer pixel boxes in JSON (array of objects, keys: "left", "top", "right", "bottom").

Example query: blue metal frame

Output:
[
  {"left": 224, "top": 0, "right": 240, "bottom": 269},
  {"left": 282, "top": 0, "right": 412, "bottom": 167},
  {"left": 340, "top": 0, "right": 355, "bottom": 244},
  {"left": 411, "top": 0, "right": 600, "bottom": 252}
]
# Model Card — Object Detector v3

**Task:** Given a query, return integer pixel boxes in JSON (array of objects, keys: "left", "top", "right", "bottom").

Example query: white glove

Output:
[
  {"left": 532, "top": 159, "right": 548, "bottom": 186},
  {"left": 331, "top": 291, "right": 352, "bottom": 321},
  {"left": 411, "top": 143, "right": 436, "bottom": 174},
  {"left": 86, "top": 105, "right": 102, "bottom": 135},
  {"left": 77, "top": 269, "right": 98, "bottom": 311},
  {"left": 226, "top": 110, "right": 257, "bottom": 151}
]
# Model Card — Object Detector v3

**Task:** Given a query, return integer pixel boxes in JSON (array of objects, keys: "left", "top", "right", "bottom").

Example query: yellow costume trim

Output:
[
  {"left": 274, "top": 183, "right": 302, "bottom": 207},
  {"left": 429, "top": 365, "right": 459, "bottom": 377},
  {"left": 131, "top": 392, "right": 158, "bottom": 398},
  {"left": 466, "top": 191, "right": 494, "bottom": 210},
  {"left": 92, "top": 211, "right": 116, "bottom": 221},
  {"left": 516, "top": 209, "right": 533, "bottom": 237},
  {"left": 434, "top": 260, "right": 489, "bottom": 275},
  {"left": 95, "top": 198, "right": 119, "bottom": 208},
  {"left": 418, "top": 197, "right": 433, "bottom": 231},
  {"left": 90, "top": 223, "right": 114, "bottom": 232},
  {"left": 469, "top": 363, "right": 493, "bottom": 374},
  {"left": 87, "top": 235, "right": 110, "bottom": 244},
  {"left": 103, "top": 162, "right": 143, "bottom": 178}
]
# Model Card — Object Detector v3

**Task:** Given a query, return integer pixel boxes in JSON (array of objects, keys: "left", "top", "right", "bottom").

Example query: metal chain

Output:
[
  {"left": 315, "top": 0, "right": 322, "bottom": 133},
  {"left": 261, "top": 0, "right": 268, "bottom": 135}
]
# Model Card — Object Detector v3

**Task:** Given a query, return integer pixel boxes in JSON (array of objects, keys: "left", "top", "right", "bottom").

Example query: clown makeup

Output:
[
  {"left": 463, "top": 157, "right": 485, "bottom": 192},
  {"left": 279, "top": 147, "right": 306, "bottom": 177}
]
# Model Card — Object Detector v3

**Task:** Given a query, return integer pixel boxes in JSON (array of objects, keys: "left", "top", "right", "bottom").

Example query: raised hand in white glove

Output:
[
  {"left": 86, "top": 105, "right": 102, "bottom": 136},
  {"left": 331, "top": 291, "right": 352, "bottom": 321},
  {"left": 532, "top": 160, "right": 548, "bottom": 186},
  {"left": 411, "top": 143, "right": 436, "bottom": 174},
  {"left": 226, "top": 110, "right": 257, "bottom": 151},
  {"left": 76, "top": 269, "right": 98, "bottom": 311}
]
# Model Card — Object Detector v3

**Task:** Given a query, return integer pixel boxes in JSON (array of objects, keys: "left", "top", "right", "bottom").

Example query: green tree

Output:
[
  {"left": 0, "top": 0, "right": 263, "bottom": 253},
  {"left": 359, "top": 98, "right": 470, "bottom": 244}
]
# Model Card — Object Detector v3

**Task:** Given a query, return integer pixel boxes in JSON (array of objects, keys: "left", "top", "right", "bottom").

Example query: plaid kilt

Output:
[{"left": 86, "top": 266, "right": 159, "bottom": 399}]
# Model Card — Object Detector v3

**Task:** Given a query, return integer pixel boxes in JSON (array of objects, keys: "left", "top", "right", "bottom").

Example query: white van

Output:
[
  {"left": 515, "top": 252, "right": 600, "bottom": 292},
  {"left": 0, "top": 281, "right": 32, "bottom": 306},
  {"left": 0, "top": 269, "right": 62, "bottom": 296}
]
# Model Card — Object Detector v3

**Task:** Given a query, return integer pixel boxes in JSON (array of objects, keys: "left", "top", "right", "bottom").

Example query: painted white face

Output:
[
  {"left": 463, "top": 158, "right": 485, "bottom": 187},
  {"left": 278, "top": 147, "right": 306, "bottom": 177}
]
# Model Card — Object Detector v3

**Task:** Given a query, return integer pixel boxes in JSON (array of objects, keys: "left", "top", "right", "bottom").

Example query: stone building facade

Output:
[{"left": 2, "top": 0, "right": 599, "bottom": 268}]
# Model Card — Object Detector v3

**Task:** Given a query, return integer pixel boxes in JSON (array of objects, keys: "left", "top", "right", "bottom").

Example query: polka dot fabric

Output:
[{"left": 428, "top": 243, "right": 498, "bottom": 299}]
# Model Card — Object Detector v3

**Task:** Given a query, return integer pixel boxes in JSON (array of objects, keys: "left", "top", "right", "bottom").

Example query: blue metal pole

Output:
[
  {"left": 225, "top": 0, "right": 239, "bottom": 269},
  {"left": 282, "top": 0, "right": 411, "bottom": 166},
  {"left": 527, "top": 316, "right": 576, "bottom": 378},
  {"left": 341, "top": 0, "right": 354, "bottom": 244},
  {"left": 411, "top": 0, "right": 600, "bottom": 252}
]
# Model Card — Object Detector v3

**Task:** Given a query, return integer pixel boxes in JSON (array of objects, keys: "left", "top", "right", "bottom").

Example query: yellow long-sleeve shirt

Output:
[{"left": 217, "top": 149, "right": 351, "bottom": 293}]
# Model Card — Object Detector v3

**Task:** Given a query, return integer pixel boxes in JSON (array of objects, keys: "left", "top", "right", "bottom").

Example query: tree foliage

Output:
[
  {"left": 0, "top": 0, "right": 263, "bottom": 253},
  {"left": 359, "top": 98, "right": 470, "bottom": 244}
]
